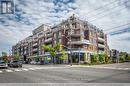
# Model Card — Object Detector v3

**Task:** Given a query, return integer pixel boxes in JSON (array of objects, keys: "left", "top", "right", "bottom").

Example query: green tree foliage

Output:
[
  {"left": 60, "top": 49, "right": 68, "bottom": 61},
  {"left": 0, "top": 56, "right": 8, "bottom": 62},
  {"left": 98, "top": 54, "right": 105, "bottom": 64},
  {"left": 104, "top": 53, "right": 109, "bottom": 64},
  {"left": 119, "top": 55, "right": 125, "bottom": 63},
  {"left": 91, "top": 54, "right": 98, "bottom": 64},
  {"left": 125, "top": 55, "right": 130, "bottom": 61},
  {"left": 42, "top": 43, "right": 60, "bottom": 63},
  {"left": 13, "top": 54, "right": 20, "bottom": 61}
]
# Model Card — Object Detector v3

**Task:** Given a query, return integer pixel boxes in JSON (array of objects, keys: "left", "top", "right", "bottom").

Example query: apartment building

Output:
[{"left": 12, "top": 14, "right": 109, "bottom": 64}]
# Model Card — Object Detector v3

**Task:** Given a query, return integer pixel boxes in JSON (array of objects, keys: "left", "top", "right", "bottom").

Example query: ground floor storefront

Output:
[{"left": 27, "top": 51, "right": 95, "bottom": 65}]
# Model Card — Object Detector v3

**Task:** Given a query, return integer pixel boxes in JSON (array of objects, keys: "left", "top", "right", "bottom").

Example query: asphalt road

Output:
[{"left": 0, "top": 63, "right": 130, "bottom": 83}]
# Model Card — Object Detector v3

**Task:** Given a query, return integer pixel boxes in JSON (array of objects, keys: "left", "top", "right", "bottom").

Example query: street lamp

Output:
[{"left": 61, "top": 35, "right": 72, "bottom": 66}]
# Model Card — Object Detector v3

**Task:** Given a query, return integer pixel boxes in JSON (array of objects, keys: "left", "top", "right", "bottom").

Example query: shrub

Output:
[
  {"left": 91, "top": 54, "right": 98, "bottom": 65},
  {"left": 98, "top": 54, "right": 105, "bottom": 64},
  {"left": 119, "top": 55, "right": 125, "bottom": 63}
]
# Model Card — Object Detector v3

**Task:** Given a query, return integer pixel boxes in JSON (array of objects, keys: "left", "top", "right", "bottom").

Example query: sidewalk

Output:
[{"left": 71, "top": 62, "right": 130, "bottom": 70}]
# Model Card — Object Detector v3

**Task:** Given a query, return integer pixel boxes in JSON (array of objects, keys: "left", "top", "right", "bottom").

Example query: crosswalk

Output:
[
  {"left": 0, "top": 67, "right": 69, "bottom": 73},
  {"left": 0, "top": 67, "right": 44, "bottom": 73},
  {"left": 0, "top": 66, "right": 129, "bottom": 73}
]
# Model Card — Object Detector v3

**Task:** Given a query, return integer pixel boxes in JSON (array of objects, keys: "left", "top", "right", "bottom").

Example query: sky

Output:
[{"left": 0, "top": 0, "right": 130, "bottom": 56}]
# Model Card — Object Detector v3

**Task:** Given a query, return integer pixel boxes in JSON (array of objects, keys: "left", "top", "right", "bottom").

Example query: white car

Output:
[
  {"left": 0, "top": 61, "right": 8, "bottom": 69},
  {"left": 30, "top": 61, "right": 37, "bottom": 64}
]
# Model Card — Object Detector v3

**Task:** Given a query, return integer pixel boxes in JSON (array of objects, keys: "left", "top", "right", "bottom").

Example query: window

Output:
[
  {"left": 94, "top": 39, "right": 97, "bottom": 45},
  {"left": 94, "top": 32, "right": 97, "bottom": 38},
  {"left": 58, "top": 38, "right": 61, "bottom": 43},
  {"left": 58, "top": 31, "right": 61, "bottom": 38},
  {"left": 54, "top": 33, "right": 56, "bottom": 39},
  {"left": 89, "top": 31, "right": 92, "bottom": 36},
  {"left": 90, "top": 38, "right": 92, "bottom": 43},
  {"left": 54, "top": 40, "right": 56, "bottom": 45}
]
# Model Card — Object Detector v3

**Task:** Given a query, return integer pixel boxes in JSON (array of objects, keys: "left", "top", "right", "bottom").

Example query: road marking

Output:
[
  {"left": 22, "top": 68, "right": 29, "bottom": 71},
  {"left": 0, "top": 70, "right": 3, "bottom": 73},
  {"left": 123, "top": 68, "right": 130, "bottom": 70},
  {"left": 14, "top": 69, "right": 21, "bottom": 71},
  {"left": 29, "top": 68, "right": 36, "bottom": 70},
  {"left": 34, "top": 67, "right": 43, "bottom": 70},
  {"left": 5, "top": 69, "right": 13, "bottom": 72}
]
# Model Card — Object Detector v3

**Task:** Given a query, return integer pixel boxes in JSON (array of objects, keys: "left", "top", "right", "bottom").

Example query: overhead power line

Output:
[
  {"left": 86, "top": 0, "right": 118, "bottom": 16},
  {"left": 87, "top": 0, "right": 129, "bottom": 20},
  {"left": 90, "top": 5, "right": 127, "bottom": 22},
  {"left": 104, "top": 22, "right": 130, "bottom": 33}
]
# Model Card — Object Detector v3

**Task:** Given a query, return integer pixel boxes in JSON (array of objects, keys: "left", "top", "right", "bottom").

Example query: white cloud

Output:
[{"left": 0, "top": 0, "right": 130, "bottom": 55}]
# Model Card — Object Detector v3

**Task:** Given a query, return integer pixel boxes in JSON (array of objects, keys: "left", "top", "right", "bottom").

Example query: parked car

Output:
[
  {"left": 30, "top": 60, "right": 37, "bottom": 64},
  {"left": 0, "top": 61, "right": 8, "bottom": 69},
  {"left": 8, "top": 61, "right": 22, "bottom": 68}
]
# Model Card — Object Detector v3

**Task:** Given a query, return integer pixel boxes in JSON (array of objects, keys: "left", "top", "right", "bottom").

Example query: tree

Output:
[
  {"left": 91, "top": 53, "right": 98, "bottom": 65},
  {"left": 98, "top": 54, "right": 105, "bottom": 64},
  {"left": 0, "top": 56, "right": 8, "bottom": 62},
  {"left": 58, "top": 47, "right": 68, "bottom": 63},
  {"left": 119, "top": 55, "right": 125, "bottom": 63},
  {"left": 42, "top": 43, "right": 60, "bottom": 64},
  {"left": 13, "top": 54, "right": 21, "bottom": 61},
  {"left": 125, "top": 54, "right": 130, "bottom": 61},
  {"left": 104, "top": 53, "right": 109, "bottom": 64}
]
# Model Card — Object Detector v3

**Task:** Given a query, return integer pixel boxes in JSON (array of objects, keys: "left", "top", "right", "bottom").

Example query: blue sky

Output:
[{"left": 0, "top": 0, "right": 130, "bottom": 56}]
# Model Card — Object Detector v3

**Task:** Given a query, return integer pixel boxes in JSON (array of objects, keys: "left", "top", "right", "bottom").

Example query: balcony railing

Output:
[
  {"left": 98, "top": 50, "right": 105, "bottom": 54},
  {"left": 33, "top": 48, "right": 38, "bottom": 51},
  {"left": 33, "top": 42, "right": 38, "bottom": 46},
  {"left": 98, "top": 44, "right": 105, "bottom": 48},
  {"left": 98, "top": 37, "right": 105, "bottom": 42},
  {"left": 67, "top": 39, "right": 91, "bottom": 45},
  {"left": 46, "top": 33, "right": 52, "bottom": 37},
  {"left": 44, "top": 38, "right": 52, "bottom": 43},
  {"left": 69, "top": 33, "right": 81, "bottom": 37}
]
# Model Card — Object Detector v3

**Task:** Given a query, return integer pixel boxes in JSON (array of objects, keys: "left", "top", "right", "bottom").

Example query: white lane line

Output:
[
  {"left": 5, "top": 69, "right": 13, "bottom": 72},
  {"left": 0, "top": 70, "right": 3, "bottom": 73},
  {"left": 28, "top": 68, "right": 36, "bottom": 70},
  {"left": 22, "top": 68, "right": 29, "bottom": 71},
  {"left": 34, "top": 67, "right": 43, "bottom": 70},
  {"left": 123, "top": 68, "right": 130, "bottom": 70},
  {"left": 14, "top": 69, "right": 22, "bottom": 72}
]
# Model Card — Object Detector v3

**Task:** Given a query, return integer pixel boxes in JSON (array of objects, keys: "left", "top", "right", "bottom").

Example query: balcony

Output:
[
  {"left": 98, "top": 50, "right": 105, "bottom": 54},
  {"left": 44, "top": 38, "right": 52, "bottom": 43},
  {"left": 44, "top": 52, "right": 50, "bottom": 56},
  {"left": 68, "top": 40, "right": 91, "bottom": 45},
  {"left": 38, "top": 34, "right": 44, "bottom": 38},
  {"left": 46, "top": 33, "right": 52, "bottom": 38},
  {"left": 33, "top": 39, "right": 38, "bottom": 42},
  {"left": 66, "top": 48, "right": 86, "bottom": 53},
  {"left": 33, "top": 48, "right": 38, "bottom": 52},
  {"left": 33, "top": 42, "right": 38, "bottom": 46},
  {"left": 98, "top": 44, "right": 105, "bottom": 48},
  {"left": 98, "top": 37, "right": 105, "bottom": 42},
  {"left": 69, "top": 33, "right": 81, "bottom": 37}
]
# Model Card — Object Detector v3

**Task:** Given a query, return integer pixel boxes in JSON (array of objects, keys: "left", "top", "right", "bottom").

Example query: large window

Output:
[
  {"left": 58, "top": 38, "right": 61, "bottom": 43},
  {"left": 89, "top": 31, "right": 92, "bottom": 36},
  {"left": 90, "top": 38, "right": 92, "bottom": 43},
  {"left": 94, "top": 39, "right": 97, "bottom": 46},
  {"left": 54, "top": 33, "right": 56, "bottom": 39},
  {"left": 58, "top": 31, "right": 61, "bottom": 38}
]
